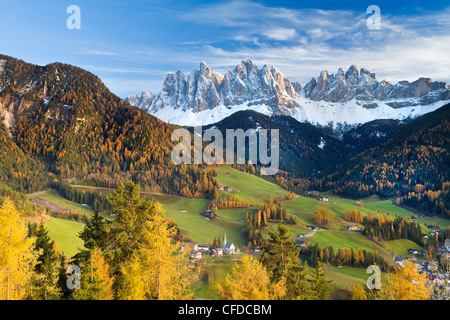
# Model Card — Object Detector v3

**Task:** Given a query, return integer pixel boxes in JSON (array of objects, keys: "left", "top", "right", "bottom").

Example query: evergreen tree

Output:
[
  {"left": 32, "top": 223, "right": 61, "bottom": 300},
  {"left": 259, "top": 224, "right": 310, "bottom": 299},
  {"left": 78, "top": 210, "right": 108, "bottom": 249},
  {"left": 308, "top": 261, "right": 333, "bottom": 300}
]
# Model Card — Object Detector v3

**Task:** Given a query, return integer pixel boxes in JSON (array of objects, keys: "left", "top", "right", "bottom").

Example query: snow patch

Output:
[{"left": 318, "top": 137, "right": 326, "bottom": 150}]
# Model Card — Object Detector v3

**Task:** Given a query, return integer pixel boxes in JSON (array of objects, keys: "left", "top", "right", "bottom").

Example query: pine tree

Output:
[
  {"left": 78, "top": 210, "right": 108, "bottom": 249},
  {"left": 308, "top": 261, "right": 333, "bottom": 300},
  {"left": 32, "top": 223, "right": 61, "bottom": 300},
  {"left": 259, "top": 224, "right": 310, "bottom": 299}
]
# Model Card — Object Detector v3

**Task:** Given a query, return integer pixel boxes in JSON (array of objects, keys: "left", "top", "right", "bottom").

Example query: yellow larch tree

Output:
[
  {"left": 382, "top": 260, "right": 432, "bottom": 300},
  {"left": 118, "top": 211, "right": 198, "bottom": 300},
  {"left": 72, "top": 247, "right": 114, "bottom": 300},
  {"left": 0, "top": 198, "right": 38, "bottom": 300},
  {"left": 216, "top": 255, "right": 286, "bottom": 300}
]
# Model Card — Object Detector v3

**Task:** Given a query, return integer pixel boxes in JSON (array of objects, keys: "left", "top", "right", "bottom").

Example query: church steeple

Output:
[{"left": 223, "top": 233, "right": 227, "bottom": 249}]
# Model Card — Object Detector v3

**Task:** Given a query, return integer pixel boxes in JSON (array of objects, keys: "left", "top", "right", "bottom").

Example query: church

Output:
[{"left": 223, "top": 233, "right": 236, "bottom": 254}]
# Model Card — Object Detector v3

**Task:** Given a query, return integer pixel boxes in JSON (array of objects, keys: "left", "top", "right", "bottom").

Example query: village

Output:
[
  {"left": 394, "top": 238, "right": 450, "bottom": 299},
  {"left": 181, "top": 233, "right": 241, "bottom": 260}
]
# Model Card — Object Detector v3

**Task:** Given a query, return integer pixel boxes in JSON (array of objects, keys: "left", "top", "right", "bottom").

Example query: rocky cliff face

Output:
[
  {"left": 130, "top": 59, "right": 299, "bottom": 115},
  {"left": 126, "top": 60, "right": 450, "bottom": 127},
  {"left": 303, "top": 66, "right": 450, "bottom": 108}
]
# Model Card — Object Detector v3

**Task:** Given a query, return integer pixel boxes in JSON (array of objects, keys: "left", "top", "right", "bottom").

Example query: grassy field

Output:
[
  {"left": 166, "top": 211, "right": 246, "bottom": 248},
  {"left": 308, "top": 231, "right": 378, "bottom": 251},
  {"left": 282, "top": 192, "right": 416, "bottom": 219},
  {"left": 326, "top": 265, "right": 368, "bottom": 300},
  {"left": 30, "top": 190, "right": 94, "bottom": 216},
  {"left": 214, "top": 167, "right": 288, "bottom": 206},
  {"left": 418, "top": 216, "right": 450, "bottom": 230},
  {"left": 363, "top": 199, "right": 416, "bottom": 218},
  {"left": 44, "top": 218, "right": 85, "bottom": 257},
  {"left": 146, "top": 193, "right": 209, "bottom": 214},
  {"left": 193, "top": 255, "right": 242, "bottom": 300},
  {"left": 384, "top": 239, "right": 424, "bottom": 257},
  {"left": 307, "top": 230, "right": 393, "bottom": 264},
  {"left": 217, "top": 208, "right": 256, "bottom": 221}
]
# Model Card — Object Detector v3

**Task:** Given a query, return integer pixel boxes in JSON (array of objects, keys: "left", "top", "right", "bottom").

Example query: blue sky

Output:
[{"left": 1, "top": 0, "right": 449, "bottom": 98}]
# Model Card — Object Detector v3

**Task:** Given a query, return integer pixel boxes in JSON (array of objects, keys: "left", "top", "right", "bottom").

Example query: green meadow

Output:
[
  {"left": 214, "top": 166, "right": 288, "bottom": 206},
  {"left": 166, "top": 211, "right": 246, "bottom": 248},
  {"left": 384, "top": 239, "right": 424, "bottom": 257},
  {"left": 282, "top": 192, "right": 415, "bottom": 219},
  {"left": 30, "top": 190, "right": 94, "bottom": 216},
  {"left": 418, "top": 216, "right": 450, "bottom": 230},
  {"left": 326, "top": 265, "right": 368, "bottom": 300},
  {"left": 44, "top": 218, "right": 85, "bottom": 258},
  {"left": 193, "top": 255, "right": 242, "bottom": 300}
]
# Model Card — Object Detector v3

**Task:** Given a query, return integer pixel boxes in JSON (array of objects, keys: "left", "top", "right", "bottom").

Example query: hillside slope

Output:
[{"left": 0, "top": 54, "right": 216, "bottom": 198}]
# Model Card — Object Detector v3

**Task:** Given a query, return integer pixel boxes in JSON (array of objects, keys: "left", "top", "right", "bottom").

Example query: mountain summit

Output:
[{"left": 127, "top": 60, "right": 450, "bottom": 128}]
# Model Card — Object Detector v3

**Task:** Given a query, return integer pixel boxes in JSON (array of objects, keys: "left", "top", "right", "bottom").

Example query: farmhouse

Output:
[
  {"left": 198, "top": 244, "right": 210, "bottom": 252},
  {"left": 217, "top": 186, "right": 233, "bottom": 192},
  {"left": 298, "top": 232, "right": 314, "bottom": 238},
  {"left": 181, "top": 242, "right": 198, "bottom": 252},
  {"left": 445, "top": 239, "right": 450, "bottom": 252},
  {"left": 343, "top": 225, "right": 360, "bottom": 231},
  {"left": 394, "top": 256, "right": 405, "bottom": 266},
  {"left": 295, "top": 239, "right": 307, "bottom": 247},
  {"left": 428, "top": 262, "right": 439, "bottom": 272},
  {"left": 190, "top": 250, "right": 202, "bottom": 260},
  {"left": 212, "top": 248, "right": 223, "bottom": 256}
]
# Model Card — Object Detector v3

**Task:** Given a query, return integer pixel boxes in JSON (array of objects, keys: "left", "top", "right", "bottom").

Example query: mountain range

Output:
[
  {"left": 126, "top": 59, "right": 450, "bottom": 129},
  {"left": 0, "top": 54, "right": 448, "bottom": 216}
]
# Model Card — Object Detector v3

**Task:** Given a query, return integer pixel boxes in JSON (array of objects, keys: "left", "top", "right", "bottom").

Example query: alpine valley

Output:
[{"left": 1, "top": 54, "right": 450, "bottom": 300}]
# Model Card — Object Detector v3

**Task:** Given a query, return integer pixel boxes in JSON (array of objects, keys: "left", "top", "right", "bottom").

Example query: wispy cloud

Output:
[
  {"left": 171, "top": 1, "right": 450, "bottom": 87},
  {"left": 262, "top": 28, "right": 297, "bottom": 41},
  {"left": 73, "top": 50, "right": 120, "bottom": 56},
  {"left": 62, "top": 1, "right": 450, "bottom": 96}
]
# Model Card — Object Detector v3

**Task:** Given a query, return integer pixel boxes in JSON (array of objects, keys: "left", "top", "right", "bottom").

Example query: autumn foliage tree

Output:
[
  {"left": 381, "top": 260, "right": 432, "bottom": 300},
  {"left": 72, "top": 247, "right": 114, "bottom": 300},
  {"left": 314, "top": 207, "right": 335, "bottom": 226},
  {"left": 216, "top": 255, "right": 286, "bottom": 300},
  {"left": 0, "top": 198, "right": 38, "bottom": 300}
]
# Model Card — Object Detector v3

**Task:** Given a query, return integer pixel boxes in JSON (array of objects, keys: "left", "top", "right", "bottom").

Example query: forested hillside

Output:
[
  {"left": 0, "top": 55, "right": 217, "bottom": 198},
  {"left": 320, "top": 103, "right": 450, "bottom": 217}
]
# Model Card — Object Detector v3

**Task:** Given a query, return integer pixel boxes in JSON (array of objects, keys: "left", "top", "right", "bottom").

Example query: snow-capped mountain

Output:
[{"left": 126, "top": 59, "right": 450, "bottom": 128}]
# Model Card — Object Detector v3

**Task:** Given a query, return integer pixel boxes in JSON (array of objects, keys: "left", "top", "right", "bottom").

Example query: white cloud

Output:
[
  {"left": 78, "top": 1, "right": 450, "bottom": 96},
  {"left": 262, "top": 28, "right": 297, "bottom": 41},
  {"left": 173, "top": 1, "right": 450, "bottom": 86}
]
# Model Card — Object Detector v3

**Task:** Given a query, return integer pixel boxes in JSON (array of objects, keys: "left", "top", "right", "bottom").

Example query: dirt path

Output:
[
  {"left": 21, "top": 213, "right": 52, "bottom": 224},
  {"left": 32, "top": 197, "right": 68, "bottom": 213}
]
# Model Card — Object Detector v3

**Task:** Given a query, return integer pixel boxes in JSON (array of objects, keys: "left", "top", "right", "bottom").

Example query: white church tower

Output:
[{"left": 223, "top": 233, "right": 227, "bottom": 249}]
